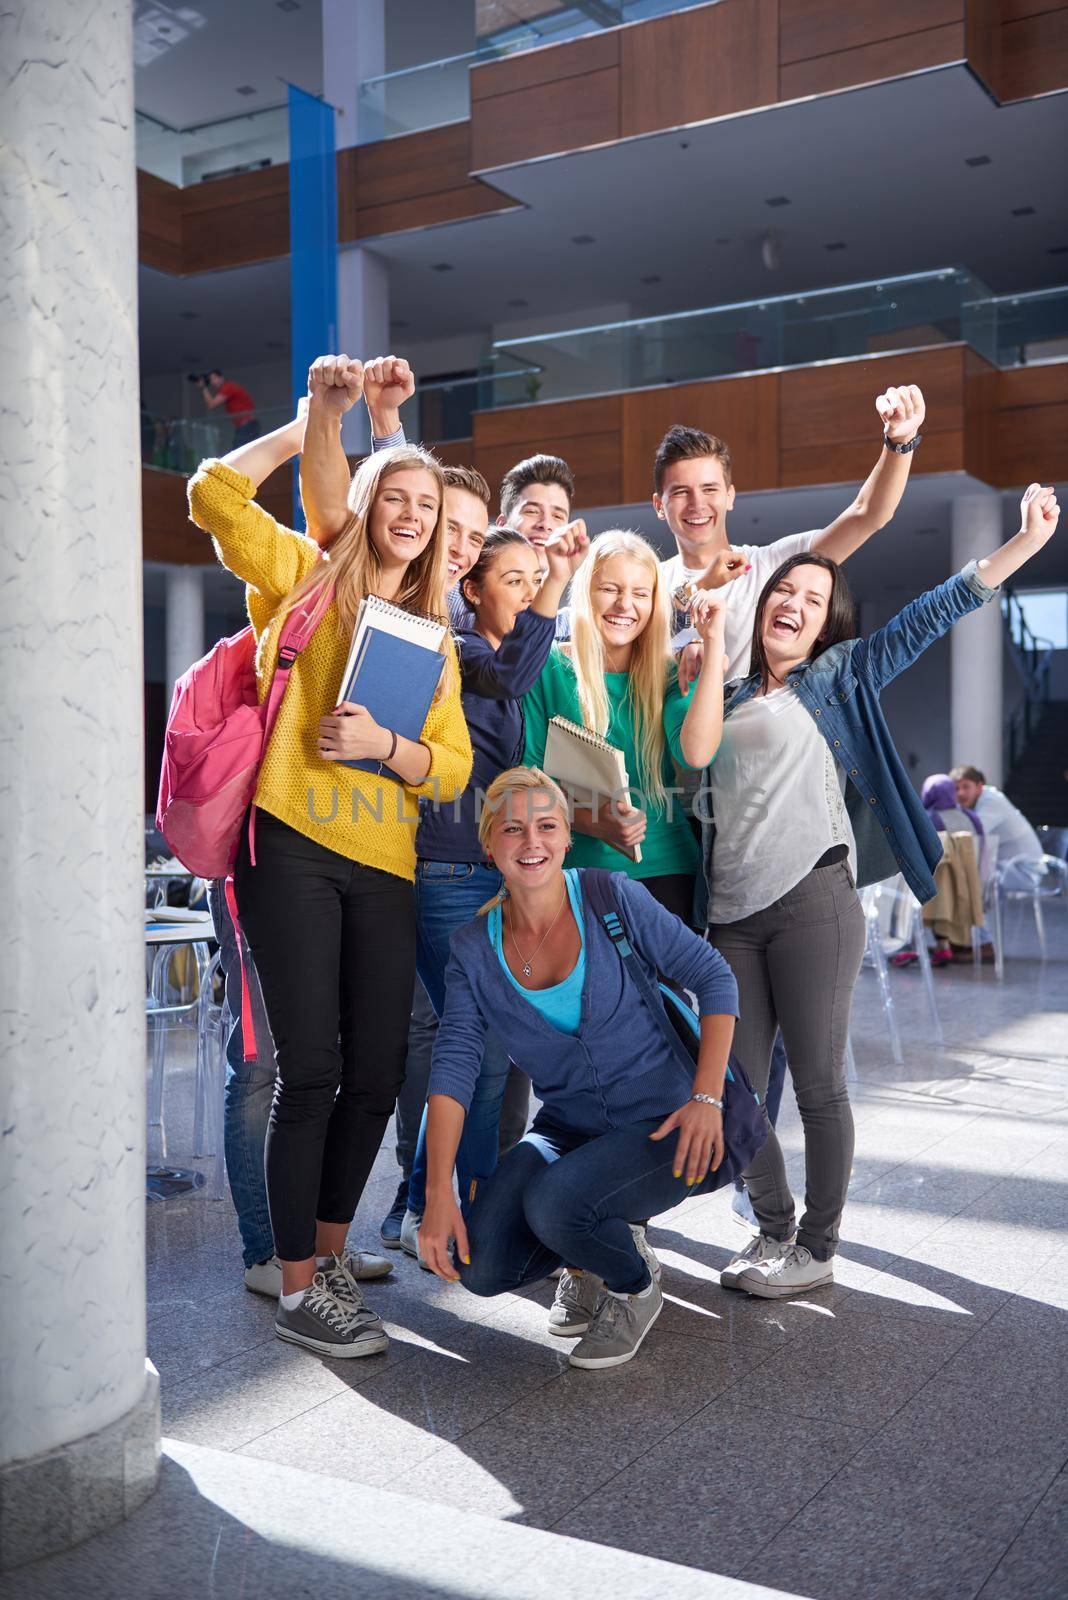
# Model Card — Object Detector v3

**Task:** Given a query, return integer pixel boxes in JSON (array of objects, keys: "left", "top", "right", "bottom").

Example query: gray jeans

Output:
[{"left": 709, "top": 859, "right": 865, "bottom": 1260}]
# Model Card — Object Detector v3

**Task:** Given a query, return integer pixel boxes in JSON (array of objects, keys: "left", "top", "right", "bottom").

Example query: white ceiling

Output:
[
  {"left": 139, "top": 258, "right": 291, "bottom": 377},
  {"left": 369, "top": 67, "right": 1068, "bottom": 342}
]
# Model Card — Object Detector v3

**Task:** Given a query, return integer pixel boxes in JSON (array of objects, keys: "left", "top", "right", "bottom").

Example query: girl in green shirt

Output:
[{"left": 523, "top": 529, "right": 725, "bottom": 923}]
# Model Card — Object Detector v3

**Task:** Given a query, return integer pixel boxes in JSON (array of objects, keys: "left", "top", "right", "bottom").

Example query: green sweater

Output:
[{"left": 522, "top": 646, "right": 700, "bottom": 880}]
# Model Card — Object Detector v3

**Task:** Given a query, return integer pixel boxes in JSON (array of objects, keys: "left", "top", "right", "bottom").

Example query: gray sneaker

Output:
[
  {"left": 719, "top": 1232, "right": 794, "bottom": 1291},
  {"left": 548, "top": 1268, "right": 604, "bottom": 1336},
  {"left": 275, "top": 1272, "right": 389, "bottom": 1359},
  {"left": 629, "top": 1223, "right": 663, "bottom": 1283},
  {"left": 320, "top": 1251, "right": 392, "bottom": 1314},
  {"left": 569, "top": 1279, "right": 663, "bottom": 1370}
]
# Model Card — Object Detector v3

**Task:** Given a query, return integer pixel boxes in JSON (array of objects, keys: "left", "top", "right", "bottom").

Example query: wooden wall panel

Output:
[
  {"left": 620, "top": 376, "right": 779, "bottom": 502},
  {"left": 182, "top": 166, "right": 290, "bottom": 272},
  {"left": 620, "top": 0, "right": 777, "bottom": 138},
  {"left": 991, "top": 363, "right": 1068, "bottom": 486},
  {"left": 472, "top": 396, "right": 623, "bottom": 508},
  {"left": 339, "top": 125, "right": 518, "bottom": 241},
  {"left": 780, "top": 22, "right": 965, "bottom": 97},
  {"left": 999, "top": 5, "right": 1068, "bottom": 99},
  {"left": 779, "top": 347, "right": 968, "bottom": 485},
  {"left": 137, "top": 171, "right": 183, "bottom": 275},
  {"left": 470, "top": 34, "right": 619, "bottom": 170},
  {"left": 963, "top": 348, "right": 998, "bottom": 482},
  {"left": 141, "top": 468, "right": 208, "bottom": 564},
  {"left": 779, "top": 0, "right": 962, "bottom": 64}
]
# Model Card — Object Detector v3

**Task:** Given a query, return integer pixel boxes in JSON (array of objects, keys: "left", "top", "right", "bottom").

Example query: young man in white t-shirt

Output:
[
  {"left": 951, "top": 764, "right": 1044, "bottom": 888},
  {"left": 654, "top": 383, "right": 927, "bottom": 680}
]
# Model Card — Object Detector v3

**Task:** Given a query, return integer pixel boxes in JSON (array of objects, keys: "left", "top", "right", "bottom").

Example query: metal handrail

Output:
[{"left": 1003, "top": 589, "right": 1054, "bottom": 774}]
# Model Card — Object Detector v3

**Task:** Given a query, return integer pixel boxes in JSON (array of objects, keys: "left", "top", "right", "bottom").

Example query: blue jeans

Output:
[
  {"left": 406, "top": 860, "right": 511, "bottom": 1215},
  {"left": 460, "top": 1114, "right": 723, "bottom": 1298},
  {"left": 208, "top": 880, "right": 275, "bottom": 1268},
  {"left": 394, "top": 978, "right": 437, "bottom": 1181}
]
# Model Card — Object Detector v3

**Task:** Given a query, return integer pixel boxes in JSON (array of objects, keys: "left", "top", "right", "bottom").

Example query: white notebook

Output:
[
  {"left": 339, "top": 595, "right": 447, "bottom": 696},
  {"left": 542, "top": 714, "right": 642, "bottom": 864}
]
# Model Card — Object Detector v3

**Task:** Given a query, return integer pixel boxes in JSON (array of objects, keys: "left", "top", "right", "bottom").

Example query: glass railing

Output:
[
  {"left": 486, "top": 270, "right": 1068, "bottom": 406},
  {"left": 140, "top": 404, "right": 294, "bottom": 474},
  {"left": 357, "top": 0, "right": 715, "bottom": 143},
  {"left": 136, "top": 105, "right": 289, "bottom": 187}
]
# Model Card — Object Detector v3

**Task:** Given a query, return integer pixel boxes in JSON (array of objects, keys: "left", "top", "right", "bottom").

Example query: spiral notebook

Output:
[
  {"left": 542, "top": 714, "right": 642, "bottom": 863},
  {"left": 337, "top": 597, "right": 448, "bottom": 775}
]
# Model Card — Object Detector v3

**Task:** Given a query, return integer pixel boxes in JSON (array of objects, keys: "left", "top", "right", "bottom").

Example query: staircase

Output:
[{"left": 1005, "top": 700, "right": 1068, "bottom": 827}]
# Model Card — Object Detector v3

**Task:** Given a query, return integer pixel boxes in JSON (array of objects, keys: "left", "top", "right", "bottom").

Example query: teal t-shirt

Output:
[
  {"left": 522, "top": 646, "right": 700, "bottom": 880},
  {"left": 487, "top": 868, "right": 585, "bottom": 1034}
]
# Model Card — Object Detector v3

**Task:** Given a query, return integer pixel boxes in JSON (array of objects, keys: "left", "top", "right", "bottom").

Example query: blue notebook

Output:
[{"left": 339, "top": 625, "right": 445, "bottom": 774}]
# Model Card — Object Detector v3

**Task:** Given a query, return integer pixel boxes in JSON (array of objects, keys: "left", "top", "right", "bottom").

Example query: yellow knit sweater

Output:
[{"left": 188, "top": 460, "right": 472, "bottom": 880}]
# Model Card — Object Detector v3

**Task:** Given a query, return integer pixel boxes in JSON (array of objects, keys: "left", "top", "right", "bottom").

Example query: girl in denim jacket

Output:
[{"left": 701, "top": 484, "right": 1059, "bottom": 1299}]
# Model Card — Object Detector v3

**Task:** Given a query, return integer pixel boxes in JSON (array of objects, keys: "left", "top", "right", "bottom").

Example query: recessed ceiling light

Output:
[
  {"left": 964, "top": 154, "right": 990, "bottom": 166},
  {"left": 431, "top": 262, "right": 453, "bottom": 272},
  {"left": 824, "top": 242, "right": 847, "bottom": 251},
  {"left": 1049, "top": 244, "right": 1068, "bottom": 255},
  {"left": 764, "top": 196, "right": 790, "bottom": 207},
  {"left": 276, "top": 0, "right": 300, "bottom": 10},
  {"left": 641, "top": 274, "right": 662, "bottom": 284},
  {"left": 507, "top": 297, "right": 528, "bottom": 307},
  {"left": 715, "top": 237, "right": 731, "bottom": 246},
  {"left": 1012, "top": 206, "right": 1035, "bottom": 216},
  {"left": 235, "top": 85, "right": 257, "bottom": 96},
  {"left": 177, "top": 309, "right": 198, "bottom": 319},
  {"left": 392, "top": 319, "right": 410, "bottom": 329},
  {"left": 571, "top": 234, "right": 596, "bottom": 244},
  {"left": 265, "top": 339, "right": 285, "bottom": 350},
  {"left": 679, "top": 140, "right": 690, "bottom": 150}
]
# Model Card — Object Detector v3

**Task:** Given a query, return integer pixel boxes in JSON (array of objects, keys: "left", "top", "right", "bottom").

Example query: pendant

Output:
[{"left": 522, "top": 962, "right": 532, "bottom": 978}]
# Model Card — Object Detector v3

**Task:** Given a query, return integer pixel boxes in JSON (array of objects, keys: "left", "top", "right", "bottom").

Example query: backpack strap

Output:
[
  {"left": 223, "top": 875, "right": 257, "bottom": 1063},
  {"left": 247, "top": 584, "right": 334, "bottom": 866},
  {"left": 582, "top": 868, "right": 699, "bottom": 1077}
]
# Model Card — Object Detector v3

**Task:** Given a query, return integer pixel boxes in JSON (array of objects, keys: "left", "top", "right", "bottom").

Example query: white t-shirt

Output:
[
  {"left": 706, "top": 686, "right": 856, "bottom": 924},
  {"left": 974, "top": 786, "right": 1043, "bottom": 865},
  {"left": 661, "top": 529, "right": 819, "bottom": 680}
]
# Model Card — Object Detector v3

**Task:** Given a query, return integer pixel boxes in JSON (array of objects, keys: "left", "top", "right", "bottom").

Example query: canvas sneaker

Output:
[
  {"left": 244, "top": 1255, "right": 283, "bottom": 1298},
  {"left": 730, "top": 1186, "right": 760, "bottom": 1235},
  {"left": 320, "top": 1250, "right": 392, "bottom": 1314},
  {"left": 737, "top": 1242, "right": 834, "bottom": 1298},
  {"left": 399, "top": 1208, "right": 434, "bottom": 1272},
  {"left": 548, "top": 1269, "right": 604, "bottom": 1336},
  {"left": 719, "top": 1232, "right": 795, "bottom": 1291},
  {"left": 275, "top": 1273, "right": 389, "bottom": 1358},
  {"left": 569, "top": 1279, "right": 664, "bottom": 1370}
]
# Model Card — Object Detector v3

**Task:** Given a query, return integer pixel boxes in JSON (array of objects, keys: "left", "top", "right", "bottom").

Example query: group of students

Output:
[{"left": 190, "top": 352, "right": 1060, "bottom": 1370}]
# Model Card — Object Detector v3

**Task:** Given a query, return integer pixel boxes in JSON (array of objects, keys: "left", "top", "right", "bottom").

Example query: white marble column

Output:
[
  {"left": 165, "top": 566, "right": 206, "bottom": 705},
  {"left": 0, "top": 0, "right": 159, "bottom": 1570},
  {"left": 951, "top": 491, "right": 1005, "bottom": 786}
]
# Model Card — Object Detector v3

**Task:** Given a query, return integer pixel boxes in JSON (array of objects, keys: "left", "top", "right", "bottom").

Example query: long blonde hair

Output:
[
  {"left": 279, "top": 444, "right": 452, "bottom": 684},
  {"left": 476, "top": 766, "right": 571, "bottom": 914},
  {"left": 567, "top": 529, "right": 672, "bottom": 804}
]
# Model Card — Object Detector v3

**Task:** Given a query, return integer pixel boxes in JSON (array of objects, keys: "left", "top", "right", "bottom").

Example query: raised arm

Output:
[
  {"left": 363, "top": 355, "right": 416, "bottom": 442},
  {"left": 220, "top": 404, "right": 306, "bottom": 489},
  {"left": 300, "top": 355, "right": 364, "bottom": 546},
  {"left": 863, "top": 484, "right": 1060, "bottom": 690},
  {"left": 677, "top": 593, "right": 727, "bottom": 768},
  {"left": 811, "top": 385, "right": 926, "bottom": 562}
]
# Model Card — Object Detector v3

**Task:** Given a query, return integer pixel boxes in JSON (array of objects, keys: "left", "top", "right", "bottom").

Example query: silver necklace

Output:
[{"left": 506, "top": 886, "right": 568, "bottom": 978}]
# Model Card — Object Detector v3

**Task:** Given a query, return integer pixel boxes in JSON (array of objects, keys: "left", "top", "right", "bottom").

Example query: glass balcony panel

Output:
[
  {"left": 136, "top": 106, "right": 289, "bottom": 188},
  {"left": 985, "top": 286, "right": 1068, "bottom": 367},
  {"left": 140, "top": 405, "right": 295, "bottom": 475}
]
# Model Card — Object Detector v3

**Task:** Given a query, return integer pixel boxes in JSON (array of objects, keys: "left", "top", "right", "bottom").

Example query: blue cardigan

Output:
[
  {"left": 427, "top": 869, "right": 739, "bottom": 1135},
  {"left": 701, "top": 562, "right": 999, "bottom": 907}
]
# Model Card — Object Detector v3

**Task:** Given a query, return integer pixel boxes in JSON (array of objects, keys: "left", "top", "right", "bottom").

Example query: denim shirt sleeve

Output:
[
  {"left": 426, "top": 941, "right": 488, "bottom": 1112},
  {"left": 858, "top": 561, "right": 1000, "bottom": 692}
]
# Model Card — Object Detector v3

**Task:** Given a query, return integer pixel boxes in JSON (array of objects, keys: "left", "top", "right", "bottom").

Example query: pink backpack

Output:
[{"left": 156, "top": 591, "right": 330, "bottom": 879}]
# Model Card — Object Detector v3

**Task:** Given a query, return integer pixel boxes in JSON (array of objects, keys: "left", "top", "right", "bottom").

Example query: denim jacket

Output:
[{"left": 700, "top": 561, "right": 1000, "bottom": 907}]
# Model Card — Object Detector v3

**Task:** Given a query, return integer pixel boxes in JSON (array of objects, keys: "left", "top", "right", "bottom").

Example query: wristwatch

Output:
[
  {"left": 692, "top": 1092, "right": 725, "bottom": 1111},
  {"left": 884, "top": 432, "right": 923, "bottom": 455}
]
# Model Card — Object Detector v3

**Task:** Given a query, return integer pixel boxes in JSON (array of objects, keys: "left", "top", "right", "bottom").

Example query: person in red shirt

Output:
[{"left": 198, "top": 368, "right": 258, "bottom": 444}]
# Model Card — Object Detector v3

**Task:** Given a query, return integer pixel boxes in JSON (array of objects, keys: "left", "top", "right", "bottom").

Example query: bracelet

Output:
[
  {"left": 884, "top": 432, "right": 923, "bottom": 455},
  {"left": 692, "top": 1092, "right": 724, "bottom": 1111},
  {"left": 383, "top": 729, "right": 398, "bottom": 767}
]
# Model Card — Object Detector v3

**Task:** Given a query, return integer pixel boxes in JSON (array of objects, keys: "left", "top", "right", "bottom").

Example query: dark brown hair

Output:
[
  {"left": 949, "top": 763, "right": 986, "bottom": 785},
  {"left": 443, "top": 464, "right": 491, "bottom": 506},
  {"left": 653, "top": 425, "right": 732, "bottom": 495},
  {"left": 749, "top": 553, "right": 858, "bottom": 688},
  {"left": 460, "top": 528, "right": 534, "bottom": 609},
  {"left": 499, "top": 454, "right": 574, "bottom": 521}
]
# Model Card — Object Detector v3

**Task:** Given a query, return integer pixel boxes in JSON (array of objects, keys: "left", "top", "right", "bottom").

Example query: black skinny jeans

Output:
[{"left": 235, "top": 811, "right": 416, "bottom": 1261}]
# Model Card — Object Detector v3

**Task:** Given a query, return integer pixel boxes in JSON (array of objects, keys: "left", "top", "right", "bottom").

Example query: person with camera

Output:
[{"left": 192, "top": 367, "right": 259, "bottom": 445}]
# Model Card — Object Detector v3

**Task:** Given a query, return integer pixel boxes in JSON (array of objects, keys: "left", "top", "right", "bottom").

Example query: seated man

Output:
[{"left": 951, "top": 763, "right": 1044, "bottom": 889}]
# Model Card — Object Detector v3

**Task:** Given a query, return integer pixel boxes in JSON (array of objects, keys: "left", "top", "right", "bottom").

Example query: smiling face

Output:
[
  {"left": 368, "top": 467, "right": 441, "bottom": 573},
  {"left": 501, "top": 481, "right": 571, "bottom": 557},
  {"left": 654, "top": 455, "right": 736, "bottom": 564},
  {"left": 487, "top": 786, "right": 571, "bottom": 893},
  {"left": 444, "top": 485, "right": 489, "bottom": 587},
  {"left": 589, "top": 553, "right": 655, "bottom": 667},
  {"left": 759, "top": 562, "right": 835, "bottom": 672},
  {"left": 464, "top": 542, "right": 542, "bottom": 644}
]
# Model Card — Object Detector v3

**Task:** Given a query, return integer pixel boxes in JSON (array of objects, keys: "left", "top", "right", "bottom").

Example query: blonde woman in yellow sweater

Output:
[{"left": 188, "top": 402, "right": 472, "bottom": 1360}]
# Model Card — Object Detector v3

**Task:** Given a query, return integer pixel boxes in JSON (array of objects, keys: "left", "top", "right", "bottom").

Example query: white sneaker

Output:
[
  {"left": 399, "top": 1208, "right": 434, "bottom": 1273},
  {"left": 730, "top": 1186, "right": 760, "bottom": 1235},
  {"left": 244, "top": 1256, "right": 283, "bottom": 1298},
  {"left": 737, "top": 1242, "right": 834, "bottom": 1298},
  {"left": 629, "top": 1223, "right": 663, "bottom": 1284},
  {"left": 548, "top": 1268, "right": 604, "bottom": 1336},
  {"left": 719, "top": 1233, "right": 794, "bottom": 1292}
]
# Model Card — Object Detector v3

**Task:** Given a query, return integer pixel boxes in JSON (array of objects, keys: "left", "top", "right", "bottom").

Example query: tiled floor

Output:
[{"left": 11, "top": 895, "right": 1068, "bottom": 1600}]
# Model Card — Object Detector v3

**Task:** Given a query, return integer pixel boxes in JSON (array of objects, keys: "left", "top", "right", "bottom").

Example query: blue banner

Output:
[{"left": 288, "top": 84, "right": 338, "bottom": 526}]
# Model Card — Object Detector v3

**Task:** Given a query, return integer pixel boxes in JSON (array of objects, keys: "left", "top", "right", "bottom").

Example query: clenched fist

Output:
[
  {"left": 308, "top": 354, "right": 364, "bottom": 414},
  {"left": 362, "top": 355, "right": 415, "bottom": 413},
  {"left": 876, "top": 384, "right": 925, "bottom": 445}
]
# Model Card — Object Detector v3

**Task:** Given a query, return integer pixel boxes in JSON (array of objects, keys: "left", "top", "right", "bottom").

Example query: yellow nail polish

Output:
[
  {"left": 673, "top": 1170, "right": 681, "bottom": 1179},
  {"left": 462, "top": 1254, "right": 471, "bottom": 1265}
]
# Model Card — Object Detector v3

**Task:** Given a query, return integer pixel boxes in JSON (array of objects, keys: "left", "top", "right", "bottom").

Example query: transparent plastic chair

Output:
[
  {"left": 193, "top": 950, "right": 229, "bottom": 1201},
  {"left": 859, "top": 878, "right": 944, "bottom": 1064},
  {"left": 992, "top": 854, "right": 1068, "bottom": 959}
]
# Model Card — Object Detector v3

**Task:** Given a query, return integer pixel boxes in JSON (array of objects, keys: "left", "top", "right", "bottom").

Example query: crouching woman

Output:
[{"left": 419, "top": 766, "right": 740, "bottom": 1370}]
